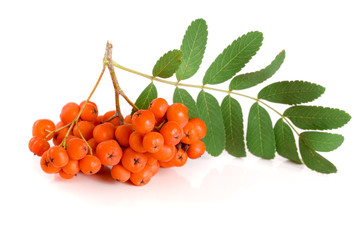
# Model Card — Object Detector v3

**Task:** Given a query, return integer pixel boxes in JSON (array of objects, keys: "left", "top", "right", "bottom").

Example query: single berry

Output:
[
  {"left": 110, "top": 164, "right": 131, "bottom": 182},
  {"left": 129, "top": 131, "right": 147, "bottom": 153},
  {"left": 29, "top": 136, "right": 50, "bottom": 156},
  {"left": 47, "top": 146, "right": 69, "bottom": 168},
  {"left": 60, "top": 102, "right": 80, "bottom": 125},
  {"left": 129, "top": 165, "right": 153, "bottom": 186},
  {"left": 40, "top": 151, "right": 61, "bottom": 174},
  {"left": 115, "top": 124, "right": 133, "bottom": 147},
  {"left": 32, "top": 119, "right": 55, "bottom": 140},
  {"left": 148, "top": 98, "right": 169, "bottom": 119},
  {"left": 93, "top": 122, "right": 115, "bottom": 143},
  {"left": 73, "top": 121, "right": 95, "bottom": 140},
  {"left": 59, "top": 169, "right": 75, "bottom": 179},
  {"left": 79, "top": 155, "right": 102, "bottom": 175},
  {"left": 121, "top": 147, "right": 148, "bottom": 173},
  {"left": 142, "top": 131, "right": 164, "bottom": 153},
  {"left": 189, "top": 118, "right": 207, "bottom": 139},
  {"left": 96, "top": 139, "right": 122, "bottom": 166},
  {"left": 104, "top": 110, "right": 121, "bottom": 126},
  {"left": 166, "top": 103, "right": 189, "bottom": 128},
  {"left": 80, "top": 101, "right": 98, "bottom": 122},
  {"left": 62, "top": 159, "right": 80, "bottom": 175},
  {"left": 66, "top": 138, "right": 89, "bottom": 160},
  {"left": 181, "top": 122, "right": 200, "bottom": 145},
  {"left": 186, "top": 140, "right": 206, "bottom": 159},
  {"left": 131, "top": 110, "right": 156, "bottom": 134},
  {"left": 160, "top": 121, "right": 183, "bottom": 145},
  {"left": 150, "top": 144, "right": 176, "bottom": 162}
]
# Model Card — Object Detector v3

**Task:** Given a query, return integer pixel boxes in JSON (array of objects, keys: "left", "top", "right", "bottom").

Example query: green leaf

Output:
[
  {"left": 300, "top": 131, "right": 344, "bottom": 152},
  {"left": 284, "top": 106, "right": 351, "bottom": 130},
  {"left": 203, "top": 31, "right": 263, "bottom": 85},
  {"left": 173, "top": 87, "right": 199, "bottom": 119},
  {"left": 274, "top": 119, "right": 302, "bottom": 164},
  {"left": 221, "top": 95, "right": 246, "bottom": 157},
  {"left": 152, "top": 50, "right": 183, "bottom": 78},
  {"left": 176, "top": 18, "right": 208, "bottom": 81},
  {"left": 299, "top": 138, "right": 337, "bottom": 174},
  {"left": 196, "top": 90, "right": 225, "bottom": 156},
  {"left": 258, "top": 80, "right": 325, "bottom": 105},
  {"left": 246, "top": 102, "right": 276, "bottom": 159},
  {"left": 229, "top": 50, "right": 285, "bottom": 90},
  {"left": 131, "top": 82, "right": 157, "bottom": 114}
]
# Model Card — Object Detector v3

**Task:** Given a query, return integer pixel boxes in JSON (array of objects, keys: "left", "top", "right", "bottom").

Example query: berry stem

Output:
[
  {"left": 105, "top": 42, "right": 139, "bottom": 115},
  {"left": 112, "top": 61, "right": 300, "bottom": 136},
  {"left": 59, "top": 65, "right": 107, "bottom": 148},
  {"left": 75, "top": 121, "right": 93, "bottom": 155}
]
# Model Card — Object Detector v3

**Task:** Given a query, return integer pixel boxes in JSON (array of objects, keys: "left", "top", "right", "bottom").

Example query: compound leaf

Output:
[
  {"left": 176, "top": 18, "right": 208, "bottom": 81},
  {"left": 246, "top": 102, "right": 276, "bottom": 159},
  {"left": 258, "top": 80, "right": 325, "bottom": 105},
  {"left": 221, "top": 95, "right": 246, "bottom": 157},
  {"left": 203, "top": 31, "right": 263, "bottom": 85},
  {"left": 197, "top": 90, "right": 225, "bottom": 156},
  {"left": 229, "top": 50, "right": 285, "bottom": 90}
]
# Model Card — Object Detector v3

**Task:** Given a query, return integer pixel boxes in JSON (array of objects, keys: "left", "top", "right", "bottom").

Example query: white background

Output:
[{"left": 1, "top": 0, "right": 359, "bottom": 239}]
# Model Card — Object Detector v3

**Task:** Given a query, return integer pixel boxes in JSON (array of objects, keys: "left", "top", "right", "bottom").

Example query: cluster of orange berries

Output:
[{"left": 28, "top": 98, "right": 207, "bottom": 186}]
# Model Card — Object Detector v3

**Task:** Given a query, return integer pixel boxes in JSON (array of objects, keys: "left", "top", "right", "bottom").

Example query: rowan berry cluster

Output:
[{"left": 28, "top": 98, "right": 206, "bottom": 186}]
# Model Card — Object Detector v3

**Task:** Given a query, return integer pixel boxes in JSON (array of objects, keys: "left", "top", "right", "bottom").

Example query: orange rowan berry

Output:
[
  {"left": 121, "top": 147, "right": 148, "bottom": 173},
  {"left": 80, "top": 101, "right": 98, "bottom": 122},
  {"left": 148, "top": 98, "right": 168, "bottom": 119},
  {"left": 131, "top": 110, "right": 156, "bottom": 134},
  {"left": 73, "top": 121, "right": 94, "bottom": 140},
  {"left": 145, "top": 153, "right": 160, "bottom": 176},
  {"left": 150, "top": 144, "right": 176, "bottom": 162},
  {"left": 181, "top": 122, "right": 200, "bottom": 145},
  {"left": 187, "top": 140, "right": 206, "bottom": 159},
  {"left": 93, "top": 122, "right": 115, "bottom": 143},
  {"left": 66, "top": 138, "right": 89, "bottom": 160},
  {"left": 129, "top": 165, "right": 153, "bottom": 186},
  {"left": 60, "top": 102, "right": 80, "bottom": 125},
  {"left": 104, "top": 110, "right": 121, "bottom": 126},
  {"left": 142, "top": 131, "right": 164, "bottom": 153},
  {"left": 189, "top": 118, "right": 207, "bottom": 139},
  {"left": 40, "top": 151, "right": 61, "bottom": 174},
  {"left": 115, "top": 124, "right": 133, "bottom": 147},
  {"left": 94, "top": 115, "right": 104, "bottom": 126},
  {"left": 79, "top": 155, "right": 102, "bottom": 175},
  {"left": 110, "top": 164, "right": 131, "bottom": 182},
  {"left": 62, "top": 159, "right": 80, "bottom": 175},
  {"left": 29, "top": 136, "right": 50, "bottom": 156},
  {"left": 47, "top": 146, "right": 69, "bottom": 167},
  {"left": 124, "top": 114, "right": 132, "bottom": 124},
  {"left": 159, "top": 160, "right": 175, "bottom": 168},
  {"left": 96, "top": 140, "right": 122, "bottom": 166},
  {"left": 166, "top": 103, "right": 189, "bottom": 128},
  {"left": 59, "top": 169, "right": 74, "bottom": 179},
  {"left": 129, "top": 131, "right": 146, "bottom": 153},
  {"left": 160, "top": 121, "right": 183, "bottom": 145},
  {"left": 168, "top": 148, "right": 188, "bottom": 167},
  {"left": 32, "top": 119, "right": 55, "bottom": 140}
]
